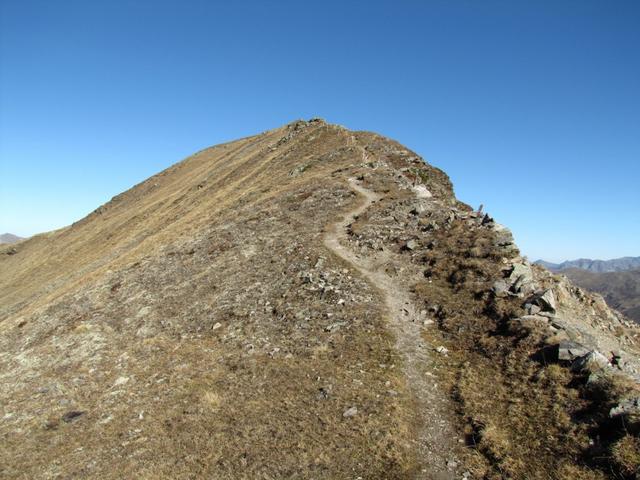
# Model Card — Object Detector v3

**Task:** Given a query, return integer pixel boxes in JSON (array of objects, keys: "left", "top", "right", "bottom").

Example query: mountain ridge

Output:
[
  {"left": 535, "top": 256, "right": 640, "bottom": 273},
  {"left": 2, "top": 119, "right": 640, "bottom": 479}
]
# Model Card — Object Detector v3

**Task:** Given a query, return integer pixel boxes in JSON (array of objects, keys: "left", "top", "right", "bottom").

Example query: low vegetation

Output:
[
  {"left": 1, "top": 119, "right": 638, "bottom": 479},
  {"left": 411, "top": 215, "right": 640, "bottom": 479}
]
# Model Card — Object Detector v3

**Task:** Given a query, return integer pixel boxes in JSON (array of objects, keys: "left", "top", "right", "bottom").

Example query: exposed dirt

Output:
[{"left": 324, "top": 177, "right": 460, "bottom": 479}]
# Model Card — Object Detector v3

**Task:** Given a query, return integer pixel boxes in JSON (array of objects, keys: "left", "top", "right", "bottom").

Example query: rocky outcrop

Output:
[{"left": 498, "top": 256, "right": 640, "bottom": 379}]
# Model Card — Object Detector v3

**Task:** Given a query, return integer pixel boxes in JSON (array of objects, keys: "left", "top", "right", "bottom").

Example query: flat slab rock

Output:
[
  {"left": 557, "top": 341, "right": 591, "bottom": 361},
  {"left": 571, "top": 350, "right": 610, "bottom": 372}
]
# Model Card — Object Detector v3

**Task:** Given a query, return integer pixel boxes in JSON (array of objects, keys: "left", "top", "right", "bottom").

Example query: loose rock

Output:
[
  {"left": 610, "top": 397, "right": 640, "bottom": 418},
  {"left": 558, "top": 341, "right": 590, "bottom": 361},
  {"left": 343, "top": 406, "right": 358, "bottom": 418},
  {"left": 62, "top": 411, "right": 85, "bottom": 423},
  {"left": 571, "top": 351, "right": 610, "bottom": 372}
]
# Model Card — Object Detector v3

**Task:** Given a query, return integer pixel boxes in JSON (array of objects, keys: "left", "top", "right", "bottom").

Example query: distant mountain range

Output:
[
  {"left": 535, "top": 256, "right": 640, "bottom": 273},
  {"left": 561, "top": 268, "right": 640, "bottom": 323},
  {"left": 0, "top": 233, "right": 23, "bottom": 244},
  {"left": 535, "top": 256, "right": 640, "bottom": 323}
]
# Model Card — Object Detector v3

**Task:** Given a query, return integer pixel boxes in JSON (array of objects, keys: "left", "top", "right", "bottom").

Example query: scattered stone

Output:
[
  {"left": 324, "top": 322, "right": 346, "bottom": 333},
  {"left": 586, "top": 369, "right": 610, "bottom": 386},
  {"left": 515, "top": 314, "right": 549, "bottom": 323},
  {"left": 524, "top": 303, "right": 541, "bottom": 315},
  {"left": 492, "top": 222, "right": 517, "bottom": 251},
  {"left": 403, "top": 239, "right": 419, "bottom": 251},
  {"left": 212, "top": 322, "right": 222, "bottom": 330},
  {"left": 533, "top": 289, "right": 556, "bottom": 313},
  {"left": 492, "top": 280, "right": 509, "bottom": 296},
  {"left": 136, "top": 306, "right": 152, "bottom": 318},
  {"left": 436, "top": 346, "right": 449, "bottom": 355},
  {"left": 343, "top": 406, "right": 358, "bottom": 418},
  {"left": 409, "top": 205, "right": 427, "bottom": 215},
  {"left": 62, "top": 411, "right": 85, "bottom": 423},
  {"left": 550, "top": 318, "right": 568, "bottom": 329},
  {"left": 113, "top": 376, "right": 130, "bottom": 387},
  {"left": 610, "top": 397, "right": 640, "bottom": 418},
  {"left": 508, "top": 263, "right": 535, "bottom": 295},
  {"left": 316, "top": 387, "right": 330, "bottom": 400},
  {"left": 412, "top": 185, "right": 432, "bottom": 199}
]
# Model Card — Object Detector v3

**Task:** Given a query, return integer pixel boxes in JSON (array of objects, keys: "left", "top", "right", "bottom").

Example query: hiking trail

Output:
[{"left": 323, "top": 177, "right": 460, "bottom": 480}]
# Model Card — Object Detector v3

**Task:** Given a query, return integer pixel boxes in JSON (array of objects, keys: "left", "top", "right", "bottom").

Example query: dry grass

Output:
[
  {"left": 2, "top": 118, "right": 638, "bottom": 479},
  {"left": 0, "top": 120, "right": 423, "bottom": 478},
  {"left": 612, "top": 435, "right": 640, "bottom": 476},
  {"left": 406, "top": 215, "right": 640, "bottom": 479}
]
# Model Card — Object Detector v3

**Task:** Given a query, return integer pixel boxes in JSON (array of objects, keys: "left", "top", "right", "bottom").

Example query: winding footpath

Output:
[{"left": 324, "top": 178, "right": 459, "bottom": 480}]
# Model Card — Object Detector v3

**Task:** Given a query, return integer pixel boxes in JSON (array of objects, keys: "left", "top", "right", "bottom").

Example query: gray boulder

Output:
[
  {"left": 558, "top": 341, "right": 591, "bottom": 361},
  {"left": 508, "top": 263, "right": 535, "bottom": 295},
  {"left": 610, "top": 397, "right": 640, "bottom": 418},
  {"left": 535, "top": 289, "right": 557, "bottom": 313},
  {"left": 492, "top": 280, "right": 509, "bottom": 296},
  {"left": 571, "top": 350, "right": 610, "bottom": 372},
  {"left": 527, "top": 289, "right": 557, "bottom": 313},
  {"left": 343, "top": 406, "right": 358, "bottom": 418},
  {"left": 524, "top": 303, "right": 542, "bottom": 315}
]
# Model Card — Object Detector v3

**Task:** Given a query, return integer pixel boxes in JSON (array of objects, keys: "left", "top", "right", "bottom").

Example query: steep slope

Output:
[
  {"left": 2, "top": 120, "right": 640, "bottom": 479},
  {"left": 561, "top": 268, "right": 640, "bottom": 323},
  {"left": 0, "top": 120, "right": 462, "bottom": 479}
]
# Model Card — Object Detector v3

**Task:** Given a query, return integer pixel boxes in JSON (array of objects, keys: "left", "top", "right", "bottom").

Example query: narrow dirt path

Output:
[{"left": 324, "top": 178, "right": 460, "bottom": 480}]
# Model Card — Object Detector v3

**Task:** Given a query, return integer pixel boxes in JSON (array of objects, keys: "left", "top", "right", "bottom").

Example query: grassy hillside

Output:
[
  {"left": 0, "top": 120, "right": 458, "bottom": 479},
  {"left": 2, "top": 120, "right": 639, "bottom": 479}
]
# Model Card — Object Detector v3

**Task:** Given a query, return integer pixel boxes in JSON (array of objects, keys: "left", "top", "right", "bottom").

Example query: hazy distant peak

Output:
[
  {"left": 0, "top": 233, "right": 23, "bottom": 244},
  {"left": 535, "top": 256, "right": 640, "bottom": 273}
]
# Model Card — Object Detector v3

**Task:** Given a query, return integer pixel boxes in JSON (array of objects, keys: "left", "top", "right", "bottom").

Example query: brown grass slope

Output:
[
  {"left": 0, "top": 120, "right": 457, "bottom": 479},
  {"left": 2, "top": 119, "right": 640, "bottom": 480}
]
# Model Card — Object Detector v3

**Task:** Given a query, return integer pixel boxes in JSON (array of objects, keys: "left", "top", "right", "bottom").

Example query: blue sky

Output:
[{"left": 1, "top": 0, "right": 638, "bottom": 262}]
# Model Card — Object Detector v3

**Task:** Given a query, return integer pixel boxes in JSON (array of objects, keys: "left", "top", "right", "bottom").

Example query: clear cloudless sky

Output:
[{"left": 1, "top": 0, "right": 638, "bottom": 262}]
